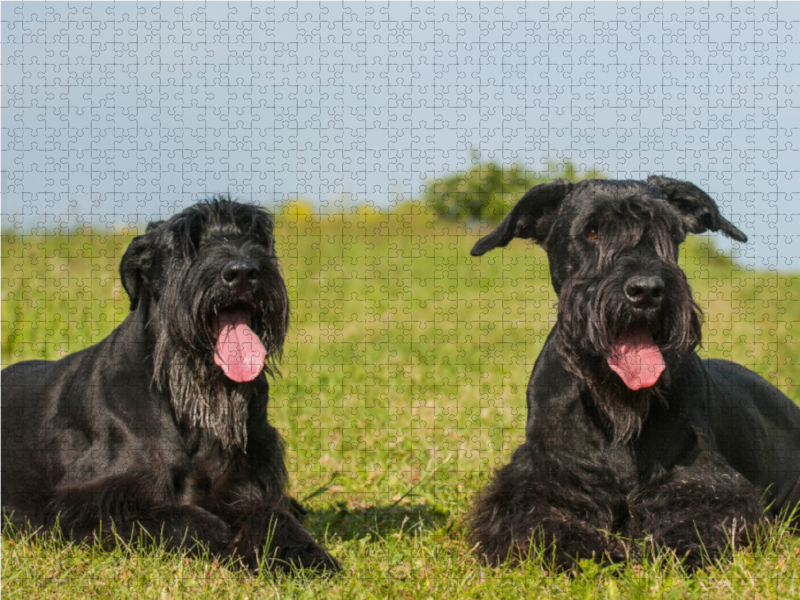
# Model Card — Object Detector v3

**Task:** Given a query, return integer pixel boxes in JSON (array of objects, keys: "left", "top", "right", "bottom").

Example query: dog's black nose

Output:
[
  {"left": 222, "top": 260, "right": 260, "bottom": 290},
  {"left": 625, "top": 276, "right": 665, "bottom": 308}
]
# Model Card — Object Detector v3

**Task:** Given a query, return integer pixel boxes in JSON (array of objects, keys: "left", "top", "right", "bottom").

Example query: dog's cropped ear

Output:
[
  {"left": 647, "top": 176, "right": 747, "bottom": 243},
  {"left": 471, "top": 179, "right": 573, "bottom": 256},
  {"left": 119, "top": 221, "right": 162, "bottom": 310}
]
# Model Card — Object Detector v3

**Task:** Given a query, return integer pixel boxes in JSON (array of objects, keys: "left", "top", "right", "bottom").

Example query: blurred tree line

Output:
[
  {"left": 423, "top": 160, "right": 604, "bottom": 224},
  {"left": 278, "top": 160, "right": 605, "bottom": 226}
]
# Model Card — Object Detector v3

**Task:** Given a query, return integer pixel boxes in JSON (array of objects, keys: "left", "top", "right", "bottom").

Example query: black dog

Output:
[
  {"left": 1, "top": 198, "right": 339, "bottom": 573},
  {"left": 468, "top": 177, "right": 800, "bottom": 569}
]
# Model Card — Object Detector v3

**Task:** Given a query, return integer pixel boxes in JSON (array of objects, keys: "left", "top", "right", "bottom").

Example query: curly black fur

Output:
[
  {"left": 1, "top": 197, "right": 338, "bottom": 574},
  {"left": 469, "top": 177, "right": 800, "bottom": 570}
]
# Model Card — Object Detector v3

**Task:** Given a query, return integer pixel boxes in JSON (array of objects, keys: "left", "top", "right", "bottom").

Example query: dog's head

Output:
[
  {"left": 120, "top": 196, "right": 288, "bottom": 384},
  {"left": 472, "top": 177, "right": 747, "bottom": 411}
]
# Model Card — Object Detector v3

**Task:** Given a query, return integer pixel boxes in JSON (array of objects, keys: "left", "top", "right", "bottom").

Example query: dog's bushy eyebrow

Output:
[
  {"left": 206, "top": 195, "right": 274, "bottom": 238},
  {"left": 165, "top": 211, "right": 203, "bottom": 258},
  {"left": 585, "top": 199, "right": 682, "bottom": 270},
  {"left": 165, "top": 197, "right": 276, "bottom": 257},
  {"left": 247, "top": 208, "right": 275, "bottom": 238}
]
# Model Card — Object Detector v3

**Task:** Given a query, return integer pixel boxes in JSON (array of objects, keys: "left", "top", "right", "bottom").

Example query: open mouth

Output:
[
  {"left": 212, "top": 304, "right": 267, "bottom": 383},
  {"left": 607, "top": 325, "right": 665, "bottom": 391}
]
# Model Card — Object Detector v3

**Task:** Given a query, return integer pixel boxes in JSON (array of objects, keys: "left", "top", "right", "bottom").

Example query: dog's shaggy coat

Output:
[
  {"left": 1, "top": 198, "right": 339, "bottom": 572},
  {"left": 469, "top": 177, "right": 800, "bottom": 569}
]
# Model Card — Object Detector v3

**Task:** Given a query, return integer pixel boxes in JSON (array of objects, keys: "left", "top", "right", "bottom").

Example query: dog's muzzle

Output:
[
  {"left": 624, "top": 276, "right": 664, "bottom": 309},
  {"left": 222, "top": 259, "right": 260, "bottom": 293}
]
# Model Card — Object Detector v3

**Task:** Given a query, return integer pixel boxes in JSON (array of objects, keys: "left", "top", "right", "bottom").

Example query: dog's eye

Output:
[{"left": 585, "top": 226, "right": 599, "bottom": 241}]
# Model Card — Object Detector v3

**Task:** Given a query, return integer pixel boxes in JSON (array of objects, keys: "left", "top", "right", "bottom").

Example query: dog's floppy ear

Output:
[
  {"left": 119, "top": 221, "right": 162, "bottom": 310},
  {"left": 647, "top": 176, "right": 747, "bottom": 242},
  {"left": 471, "top": 179, "right": 573, "bottom": 256}
]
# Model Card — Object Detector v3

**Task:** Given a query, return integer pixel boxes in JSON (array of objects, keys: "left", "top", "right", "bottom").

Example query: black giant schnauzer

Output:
[
  {"left": 2, "top": 198, "right": 339, "bottom": 573},
  {"left": 468, "top": 177, "right": 800, "bottom": 569}
]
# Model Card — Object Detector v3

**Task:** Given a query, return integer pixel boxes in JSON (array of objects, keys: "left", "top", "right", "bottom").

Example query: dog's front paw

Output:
[
  {"left": 266, "top": 535, "right": 340, "bottom": 574},
  {"left": 648, "top": 516, "right": 754, "bottom": 571},
  {"left": 537, "top": 519, "right": 629, "bottom": 570},
  {"left": 226, "top": 509, "right": 339, "bottom": 574}
]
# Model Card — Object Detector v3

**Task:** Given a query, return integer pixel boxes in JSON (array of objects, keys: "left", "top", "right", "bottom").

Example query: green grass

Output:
[{"left": 3, "top": 212, "right": 800, "bottom": 599}]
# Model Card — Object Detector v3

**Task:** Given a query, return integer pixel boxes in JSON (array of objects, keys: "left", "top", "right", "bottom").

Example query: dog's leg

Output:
[
  {"left": 206, "top": 478, "right": 338, "bottom": 573},
  {"left": 207, "top": 404, "right": 339, "bottom": 572},
  {"left": 42, "top": 475, "right": 233, "bottom": 554},
  {"left": 224, "top": 505, "right": 340, "bottom": 573},
  {"left": 469, "top": 445, "right": 628, "bottom": 569},
  {"left": 628, "top": 460, "right": 764, "bottom": 570}
]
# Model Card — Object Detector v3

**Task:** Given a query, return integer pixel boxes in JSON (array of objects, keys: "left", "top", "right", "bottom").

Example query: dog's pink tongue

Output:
[
  {"left": 607, "top": 330, "right": 665, "bottom": 390},
  {"left": 214, "top": 310, "right": 267, "bottom": 382}
]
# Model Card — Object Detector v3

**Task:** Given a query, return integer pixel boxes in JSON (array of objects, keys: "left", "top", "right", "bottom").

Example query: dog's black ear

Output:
[
  {"left": 647, "top": 176, "right": 747, "bottom": 243},
  {"left": 471, "top": 179, "right": 573, "bottom": 256},
  {"left": 119, "top": 221, "right": 162, "bottom": 310}
]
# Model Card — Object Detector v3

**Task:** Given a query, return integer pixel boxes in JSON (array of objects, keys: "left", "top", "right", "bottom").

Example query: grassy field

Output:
[{"left": 3, "top": 209, "right": 800, "bottom": 599}]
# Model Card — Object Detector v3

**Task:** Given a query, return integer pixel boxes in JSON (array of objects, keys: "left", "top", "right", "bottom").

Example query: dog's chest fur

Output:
[
  {"left": 530, "top": 386, "right": 640, "bottom": 493},
  {"left": 526, "top": 336, "right": 701, "bottom": 499},
  {"left": 174, "top": 427, "right": 246, "bottom": 502}
]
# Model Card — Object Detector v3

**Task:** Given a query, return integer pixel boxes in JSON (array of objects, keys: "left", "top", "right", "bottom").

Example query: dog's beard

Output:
[
  {"left": 162, "top": 350, "right": 253, "bottom": 451},
  {"left": 152, "top": 301, "right": 253, "bottom": 451},
  {"left": 149, "top": 268, "right": 288, "bottom": 451},
  {"left": 555, "top": 264, "right": 701, "bottom": 445}
]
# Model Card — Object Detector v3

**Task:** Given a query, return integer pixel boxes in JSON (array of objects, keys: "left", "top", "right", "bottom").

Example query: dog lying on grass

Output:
[
  {"left": 468, "top": 177, "right": 800, "bottom": 569},
  {"left": 2, "top": 198, "right": 339, "bottom": 573}
]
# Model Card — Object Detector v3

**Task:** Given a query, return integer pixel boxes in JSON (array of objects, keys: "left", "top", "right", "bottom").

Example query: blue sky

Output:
[{"left": 3, "top": 1, "right": 799, "bottom": 270}]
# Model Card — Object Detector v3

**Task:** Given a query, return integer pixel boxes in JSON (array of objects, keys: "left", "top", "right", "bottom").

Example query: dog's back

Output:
[
  {"left": 1, "top": 315, "right": 175, "bottom": 526},
  {"left": 702, "top": 358, "right": 800, "bottom": 517},
  {"left": 2, "top": 357, "right": 73, "bottom": 523}
]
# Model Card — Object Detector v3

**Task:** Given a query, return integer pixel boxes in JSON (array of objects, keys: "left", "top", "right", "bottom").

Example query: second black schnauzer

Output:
[
  {"left": 1, "top": 198, "right": 339, "bottom": 573},
  {"left": 469, "top": 177, "right": 800, "bottom": 569}
]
